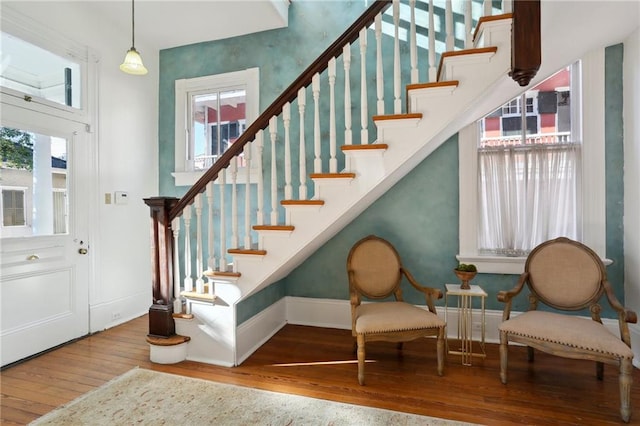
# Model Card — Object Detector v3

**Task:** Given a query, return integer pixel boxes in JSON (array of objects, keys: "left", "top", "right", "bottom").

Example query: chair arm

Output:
[
  {"left": 347, "top": 270, "right": 361, "bottom": 307},
  {"left": 401, "top": 267, "right": 442, "bottom": 313},
  {"left": 602, "top": 279, "right": 637, "bottom": 324},
  {"left": 497, "top": 272, "right": 528, "bottom": 321}
]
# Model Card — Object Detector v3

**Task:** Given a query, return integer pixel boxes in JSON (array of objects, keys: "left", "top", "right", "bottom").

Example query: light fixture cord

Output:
[{"left": 131, "top": 0, "right": 135, "bottom": 48}]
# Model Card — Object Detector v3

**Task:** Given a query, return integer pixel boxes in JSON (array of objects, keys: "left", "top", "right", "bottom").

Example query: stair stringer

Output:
[{"left": 183, "top": 18, "right": 532, "bottom": 367}]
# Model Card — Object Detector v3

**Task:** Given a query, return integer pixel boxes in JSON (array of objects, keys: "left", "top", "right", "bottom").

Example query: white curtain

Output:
[{"left": 477, "top": 143, "right": 581, "bottom": 256}]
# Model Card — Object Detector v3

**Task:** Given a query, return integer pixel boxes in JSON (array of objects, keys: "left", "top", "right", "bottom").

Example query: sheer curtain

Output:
[{"left": 477, "top": 143, "right": 581, "bottom": 256}]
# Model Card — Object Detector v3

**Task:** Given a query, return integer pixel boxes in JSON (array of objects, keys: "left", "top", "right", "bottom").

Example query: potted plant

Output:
[{"left": 454, "top": 263, "right": 477, "bottom": 290}]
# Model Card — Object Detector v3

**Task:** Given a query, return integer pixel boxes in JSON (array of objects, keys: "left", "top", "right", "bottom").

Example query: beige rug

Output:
[{"left": 31, "top": 368, "right": 476, "bottom": 425}]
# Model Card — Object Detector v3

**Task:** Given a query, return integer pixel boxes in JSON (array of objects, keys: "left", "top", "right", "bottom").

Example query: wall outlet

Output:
[{"left": 111, "top": 312, "right": 122, "bottom": 321}]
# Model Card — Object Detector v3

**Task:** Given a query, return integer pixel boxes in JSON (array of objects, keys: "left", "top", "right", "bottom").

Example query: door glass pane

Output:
[
  {"left": 1, "top": 126, "right": 68, "bottom": 238},
  {"left": 0, "top": 31, "right": 82, "bottom": 109}
]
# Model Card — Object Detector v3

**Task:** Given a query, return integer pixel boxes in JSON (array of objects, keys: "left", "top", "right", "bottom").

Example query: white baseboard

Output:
[
  {"left": 630, "top": 323, "right": 640, "bottom": 369},
  {"left": 90, "top": 291, "right": 149, "bottom": 332},
  {"left": 236, "top": 298, "right": 287, "bottom": 365}
]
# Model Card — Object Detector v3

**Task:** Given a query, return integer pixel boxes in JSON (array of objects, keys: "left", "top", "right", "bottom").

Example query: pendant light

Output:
[{"left": 120, "top": 0, "right": 148, "bottom": 75}]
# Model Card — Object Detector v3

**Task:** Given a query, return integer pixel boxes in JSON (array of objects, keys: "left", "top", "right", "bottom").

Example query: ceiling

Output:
[{"left": 84, "top": 0, "right": 291, "bottom": 50}]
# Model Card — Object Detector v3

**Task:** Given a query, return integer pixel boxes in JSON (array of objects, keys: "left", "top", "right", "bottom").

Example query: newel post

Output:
[
  {"left": 144, "top": 196, "right": 179, "bottom": 338},
  {"left": 510, "top": 0, "right": 541, "bottom": 87}
]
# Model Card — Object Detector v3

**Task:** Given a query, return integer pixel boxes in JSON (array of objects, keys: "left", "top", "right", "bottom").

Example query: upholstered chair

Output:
[
  {"left": 497, "top": 237, "right": 637, "bottom": 422},
  {"left": 346, "top": 235, "right": 446, "bottom": 385}
]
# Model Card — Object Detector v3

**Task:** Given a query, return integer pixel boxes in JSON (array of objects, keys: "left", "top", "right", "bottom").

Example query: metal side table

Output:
[{"left": 445, "top": 283, "right": 487, "bottom": 366}]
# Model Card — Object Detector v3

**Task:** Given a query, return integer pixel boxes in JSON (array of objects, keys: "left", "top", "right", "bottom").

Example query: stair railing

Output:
[{"left": 145, "top": 0, "right": 521, "bottom": 338}]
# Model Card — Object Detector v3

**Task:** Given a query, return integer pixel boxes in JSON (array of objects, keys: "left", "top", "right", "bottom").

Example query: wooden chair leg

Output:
[
  {"left": 436, "top": 327, "right": 444, "bottom": 376},
  {"left": 596, "top": 361, "right": 604, "bottom": 380},
  {"left": 499, "top": 330, "right": 508, "bottom": 384},
  {"left": 357, "top": 334, "right": 366, "bottom": 385},
  {"left": 620, "top": 358, "right": 633, "bottom": 423},
  {"left": 527, "top": 346, "right": 534, "bottom": 362}
]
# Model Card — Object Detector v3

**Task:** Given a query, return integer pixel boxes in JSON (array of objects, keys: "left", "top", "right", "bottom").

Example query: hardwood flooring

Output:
[{"left": 2, "top": 315, "right": 639, "bottom": 425}]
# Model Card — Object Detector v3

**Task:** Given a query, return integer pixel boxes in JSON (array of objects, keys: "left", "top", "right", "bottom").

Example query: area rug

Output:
[{"left": 30, "top": 368, "right": 475, "bottom": 425}]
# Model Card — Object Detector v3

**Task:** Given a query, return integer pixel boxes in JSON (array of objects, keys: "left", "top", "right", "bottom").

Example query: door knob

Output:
[{"left": 78, "top": 248, "right": 88, "bottom": 255}]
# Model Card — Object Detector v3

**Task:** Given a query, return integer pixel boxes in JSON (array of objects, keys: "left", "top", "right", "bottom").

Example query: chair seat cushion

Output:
[
  {"left": 500, "top": 310, "right": 633, "bottom": 359},
  {"left": 355, "top": 301, "right": 445, "bottom": 334}
]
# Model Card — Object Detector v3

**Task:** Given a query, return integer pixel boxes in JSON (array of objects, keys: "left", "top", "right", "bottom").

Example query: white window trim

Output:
[
  {"left": 172, "top": 68, "right": 260, "bottom": 187},
  {"left": 458, "top": 48, "right": 607, "bottom": 274}
]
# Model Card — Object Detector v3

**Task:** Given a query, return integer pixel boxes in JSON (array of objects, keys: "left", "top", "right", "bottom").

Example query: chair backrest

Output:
[
  {"left": 347, "top": 235, "right": 402, "bottom": 299},
  {"left": 525, "top": 237, "right": 605, "bottom": 311}
]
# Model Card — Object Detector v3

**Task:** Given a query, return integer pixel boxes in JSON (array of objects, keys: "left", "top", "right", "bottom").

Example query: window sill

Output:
[
  {"left": 172, "top": 167, "right": 260, "bottom": 187},
  {"left": 457, "top": 254, "right": 613, "bottom": 275}
]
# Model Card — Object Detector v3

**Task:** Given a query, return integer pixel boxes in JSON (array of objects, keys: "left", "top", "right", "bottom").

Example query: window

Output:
[
  {"left": 459, "top": 49, "right": 607, "bottom": 273},
  {"left": 2, "top": 188, "right": 26, "bottom": 227},
  {"left": 173, "top": 68, "right": 259, "bottom": 186},
  {"left": 477, "top": 67, "right": 579, "bottom": 257}
]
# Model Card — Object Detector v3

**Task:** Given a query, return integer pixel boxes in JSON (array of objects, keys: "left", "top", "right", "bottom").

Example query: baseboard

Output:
[
  {"left": 236, "top": 298, "right": 287, "bottom": 365},
  {"left": 286, "top": 297, "right": 352, "bottom": 330},
  {"left": 90, "top": 291, "right": 149, "bottom": 332},
  {"left": 630, "top": 323, "right": 640, "bottom": 369}
]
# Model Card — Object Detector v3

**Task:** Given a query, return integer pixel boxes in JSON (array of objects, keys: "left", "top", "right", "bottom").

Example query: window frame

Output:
[
  {"left": 172, "top": 68, "right": 259, "bottom": 187},
  {"left": 1, "top": 186, "right": 28, "bottom": 228},
  {"left": 458, "top": 50, "right": 606, "bottom": 274}
]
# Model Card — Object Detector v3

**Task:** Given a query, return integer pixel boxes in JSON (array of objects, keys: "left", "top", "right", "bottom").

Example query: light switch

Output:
[{"left": 114, "top": 191, "right": 129, "bottom": 205}]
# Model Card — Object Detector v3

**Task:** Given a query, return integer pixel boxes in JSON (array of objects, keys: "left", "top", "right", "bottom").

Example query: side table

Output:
[{"left": 444, "top": 283, "right": 487, "bottom": 366}]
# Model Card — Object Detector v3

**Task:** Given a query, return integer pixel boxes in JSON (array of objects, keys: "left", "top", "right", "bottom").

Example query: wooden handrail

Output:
[{"left": 169, "top": 0, "right": 393, "bottom": 221}]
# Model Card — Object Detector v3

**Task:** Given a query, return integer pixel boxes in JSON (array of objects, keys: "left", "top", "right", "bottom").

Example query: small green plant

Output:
[{"left": 455, "top": 263, "right": 477, "bottom": 272}]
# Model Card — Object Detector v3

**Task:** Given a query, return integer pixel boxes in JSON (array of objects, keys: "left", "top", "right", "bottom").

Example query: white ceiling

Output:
[{"left": 83, "top": 0, "right": 290, "bottom": 50}]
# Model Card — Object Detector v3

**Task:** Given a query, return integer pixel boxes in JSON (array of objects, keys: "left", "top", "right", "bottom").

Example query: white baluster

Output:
[
  {"left": 410, "top": 0, "right": 418, "bottom": 84},
  {"left": 219, "top": 168, "right": 227, "bottom": 272},
  {"left": 244, "top": 142, "right": 252, "bottom": 249},
  {"left": 484, "top": 0, "right": 492, "bottom": 17},
  {"left": 206, "top": 181, "right": 216, "bottom": 271},
  {"left": 312, "top": 73, "right": 322, "bottom": 173},
  {"left": 256, "top": 130, "right": 265, "bottom": 226},
  {"left": 393, "top": 0, "right": 401, "bottom": 114},
  {"left": 375, "top": 13, "right": 385, "bottom": 114},
  {"left": 464, "top": 0, "right": 473, "bottom": 48},
  {"left": 269, "top": 116, "right": 279, "bottom": 225},
  {"left": 359, "top": 28, "right": 369, "bottom": 145},
  {"left": 182, "top": 205, "right": 193, "bottom": 293},
  {"left": 172, "top": 217, "right": 181, "bottom": 314},
  {"left": 298, "top": 88, "right": 308, "bottom": 200},
  {"left": 230, "top": 157, "right": 238, "bottom": 250},
  {"left": 344, "top": 43, "right": 352, "bottom": 148},
  {"left": 328, "top": 57, "right": 337, "bottom": 173},
  {"left": 428, "top": 0, "right": 436, "bottom": 82},
  {"left": 283, "top": 102, "right": 292, "bottom": 200},
  {"left": 445, "top": 0, "right": 454, "bottom": 52},
  {"left": 194, "top": 194, "right": 204, "bottom": 294}
]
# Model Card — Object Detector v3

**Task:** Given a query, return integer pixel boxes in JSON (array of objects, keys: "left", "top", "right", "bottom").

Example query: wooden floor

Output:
[{"left": 2, "top": 315, "right": 639, "bottom": 425}]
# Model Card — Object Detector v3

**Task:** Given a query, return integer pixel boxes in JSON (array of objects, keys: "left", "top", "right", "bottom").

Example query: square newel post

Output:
[
  {"left": 144, "top": 196, "right": 179, "bottom": 338},
  {"left": 510, "top": 0, "right": 541, "bottom": 87}
]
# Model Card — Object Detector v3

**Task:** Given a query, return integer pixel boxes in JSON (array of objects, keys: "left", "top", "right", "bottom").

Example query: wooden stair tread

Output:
[
  {"left": 473, "top": 13, "right": 513, "bottom": 42},
  {"left": 372, "top": 112, "right": 422, "bottom": 122},
  {"left": 310, "top": 173, "right": 356, "bottom": 179},
  {"left": 437, "top": 47, "right": 498, "bottom": 81},
  {"left": 173, "top": 313, "right": 194, "bottom": 320},
  {"left": 253, "top": 225, "right": 295, "bottom": 231},
  {"left": 211, "top": 271, "right": 242, "bottom": 277},
  {"left": 281, "top": 199, "right": 325, "bottom": 206},
  {"left": 406, "top": 80, "right": 459, "bottom": 91},
  {"left": 146, "top": 334, "right": 191, "bottom": 346},
  {"left": 180, "top": 291, "right": 217, "bottom": 301},
  {"left": 228, "top": 248, "right": 267, "bottom": 255},
  {"left": 341, "top": 143, "right": 388, "bottom": 151}
]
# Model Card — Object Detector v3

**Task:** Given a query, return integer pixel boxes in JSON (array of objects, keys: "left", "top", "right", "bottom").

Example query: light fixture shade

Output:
[{"left": 120, "top": 47, "right": 148, "bottom": 75}]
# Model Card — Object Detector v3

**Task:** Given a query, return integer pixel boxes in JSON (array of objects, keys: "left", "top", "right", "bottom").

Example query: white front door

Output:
[{"left": 1, "top": 104, "right": 91, "bottom": 366}]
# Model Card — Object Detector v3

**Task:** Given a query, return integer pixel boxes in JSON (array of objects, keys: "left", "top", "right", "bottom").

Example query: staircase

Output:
[{"left": 145, "top": 0, "right": 540, "bottom": 366}]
